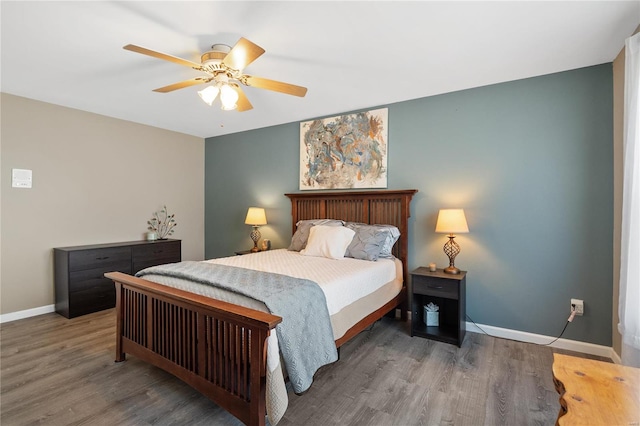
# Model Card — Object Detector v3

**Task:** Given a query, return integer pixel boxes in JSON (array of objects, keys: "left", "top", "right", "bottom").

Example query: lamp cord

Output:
[{"left": 465, "top": 309, "right": 573, "bottom": 347}]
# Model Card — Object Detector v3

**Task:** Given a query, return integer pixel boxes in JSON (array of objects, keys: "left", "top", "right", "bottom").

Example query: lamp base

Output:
[
  {"left": 443, "top": 266, "right": 460, "bottom": 275},
  {"left": 250, "top": 226, "right": 261, "bottom": 253},
  {"left": 443, "top": 235, "right": 461, "bottom": 275}
]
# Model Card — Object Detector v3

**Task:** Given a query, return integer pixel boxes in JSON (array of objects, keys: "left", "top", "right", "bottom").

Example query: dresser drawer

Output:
[
  {"left": 69, "top": 262, "right": 131, "bottom": 292},
  {"left": 69, "top": 286, "right": 115, "bottom": 317},
  {"left": 132, "top": 241, "right": 180, "bottom": 263},
  {"left": 133, "top": 258, "right": 179, "bottom": 274},
  {"left": 68, "top": 247, "right": 131, "bottom": 272},
  {"left": 132, "top": 241, "right": 181, "bottom": 273},
  {"left": 413, "top": 276, "right": 459, "bottom": 299}
]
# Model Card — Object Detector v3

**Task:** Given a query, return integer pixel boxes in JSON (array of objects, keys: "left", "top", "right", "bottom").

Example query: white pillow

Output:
[{"left": 301, "top": 225, "right": 355, "bottom": 260}]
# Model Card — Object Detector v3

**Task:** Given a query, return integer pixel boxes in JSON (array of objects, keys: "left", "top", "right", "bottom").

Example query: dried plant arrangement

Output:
[{"left": 147, "top": 205, "right": 176, "bottom": 239}]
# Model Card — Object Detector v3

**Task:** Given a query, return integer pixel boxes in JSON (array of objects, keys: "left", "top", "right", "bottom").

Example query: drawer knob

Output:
[
  {"left": 428, "top": 285, "right": 444, "bottom": 289},
  {"left": 96, "top": 256, "right": 110, "bottom": 260},
  {"left": 153, "top": 250, "right": 164, "bottom": 254}
]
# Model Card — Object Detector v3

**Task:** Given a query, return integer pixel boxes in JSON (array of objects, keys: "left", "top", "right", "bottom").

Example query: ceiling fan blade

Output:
[
  {"left": 234, "top": 86, "right": 253, "bottom": 112},
  {"left": 222, "top": 37, "right": 265, "bottom": 71},
  {"left": 152, "top": 77, "right": 210, "bottom": 93},
  {"left": 244, "top": 75, "right": 307, "bottom": 97},
  {"left": 124, "top": 44, "right": 203, "bottom": 70}
]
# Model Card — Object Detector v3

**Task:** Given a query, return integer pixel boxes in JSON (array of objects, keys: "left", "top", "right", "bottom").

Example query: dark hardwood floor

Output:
[{"left": 0, "top": 309, "right": 608, "bottom": 425}]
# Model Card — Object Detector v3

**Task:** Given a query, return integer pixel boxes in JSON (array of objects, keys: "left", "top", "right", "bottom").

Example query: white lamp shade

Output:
[
  {"left": 435, "top": 209, "right": 469, "bottom": 234},
  {"left": 245, "top": 207, "right": 267, "bottom": 226},
  {"left": 198, "top": 86, "right": 219, "bottom": 106}
]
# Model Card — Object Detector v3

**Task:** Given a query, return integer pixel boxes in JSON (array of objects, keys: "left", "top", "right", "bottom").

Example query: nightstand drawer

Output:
[{"left": 413, "top": 277, "right": 459, "bottom": 299}]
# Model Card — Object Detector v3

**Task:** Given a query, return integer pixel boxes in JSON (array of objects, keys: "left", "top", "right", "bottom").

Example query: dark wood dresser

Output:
[{"left": 54, "top": 239, "right": 181, "bottom": 318}]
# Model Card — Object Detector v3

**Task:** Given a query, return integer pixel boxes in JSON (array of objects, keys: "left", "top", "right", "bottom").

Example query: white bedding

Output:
[
  {"left": 139, "top": 249, "right": 401, "bottom": 425},
  {"left": 206, "top": 249, "right": 398, "bottom": 316}
]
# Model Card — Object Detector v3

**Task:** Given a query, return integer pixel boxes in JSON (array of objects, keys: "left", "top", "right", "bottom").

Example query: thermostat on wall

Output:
[{"left": 12, "top": 168, "right": 32, "bottom": 188}]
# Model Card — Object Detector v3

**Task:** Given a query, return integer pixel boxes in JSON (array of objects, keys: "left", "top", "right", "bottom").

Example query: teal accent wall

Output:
[{"left": 205, "top": 64, "right": 613, "bottom": 346}]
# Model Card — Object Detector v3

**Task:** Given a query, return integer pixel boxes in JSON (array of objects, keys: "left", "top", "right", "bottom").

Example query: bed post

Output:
[
  {"left": 248, "top": 329, "right": 270, "bottom": 426},
  {"left": 114, "top": 281, "right": 126, "bottom": 362}
]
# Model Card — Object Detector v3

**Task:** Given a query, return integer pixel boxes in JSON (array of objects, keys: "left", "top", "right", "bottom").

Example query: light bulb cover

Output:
[
  {"left": 198, "top": 85, "right": 219, "bottom": 106},
  {"left": 219, "top": 84, "right": 239, "bottom": 110}
]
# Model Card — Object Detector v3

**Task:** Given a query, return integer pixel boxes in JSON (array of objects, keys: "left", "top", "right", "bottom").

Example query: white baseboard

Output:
[
  {"left": 610, "top": 349, "right": 623, "bottom": 364},
  {"left": 466, "top": 321, "right": 617, "bottom": 361},
  {"left": 0, "top": 304, "right": 55, "bottom": 323}
]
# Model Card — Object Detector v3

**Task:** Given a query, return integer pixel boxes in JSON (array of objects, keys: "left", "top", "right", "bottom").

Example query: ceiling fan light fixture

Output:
[
  {"left": 219, "top": 84, "right": 239, "bottom": 110},
  {"left": 125, "top": 36, "right": 305, "bottom": 114},
  {"left": 198, "top": 85, "right": 219, "bottom": 106}
]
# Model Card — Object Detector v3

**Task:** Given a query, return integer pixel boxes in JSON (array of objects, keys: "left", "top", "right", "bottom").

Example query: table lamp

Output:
[
  {"left": 435, "top": 209, "right": 469, "bottom": 274},
  {"left": 245, "top": 207, "right": 267, "bottom": 252}
]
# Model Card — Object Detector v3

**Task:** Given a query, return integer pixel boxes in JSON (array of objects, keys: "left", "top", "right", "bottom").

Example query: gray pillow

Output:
[
  {"left": 288, "top": 219, "right": 345, "bottom": 251},
  {"left": 344, "top": 222, "right": 400, "bottom": 258},
  {"left": 344, "top": 224, "right": 388, "bottom": 261},
  {"left": 376, "top": 224, "right": 401, "bottom": 258}
]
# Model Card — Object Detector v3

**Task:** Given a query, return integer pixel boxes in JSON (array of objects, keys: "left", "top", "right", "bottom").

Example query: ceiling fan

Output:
[{"left": 123, "top": 37, "right": 307, "bottom": 112}]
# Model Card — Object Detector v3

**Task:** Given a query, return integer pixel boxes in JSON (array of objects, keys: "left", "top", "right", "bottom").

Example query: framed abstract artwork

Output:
[{"left": 299, "top": 108, "right": 388, "bottom": 190}]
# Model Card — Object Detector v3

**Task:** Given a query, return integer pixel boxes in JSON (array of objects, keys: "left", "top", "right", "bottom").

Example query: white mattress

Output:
[{"left": 205, "top": 248, "right": 398, "bottom": 316}]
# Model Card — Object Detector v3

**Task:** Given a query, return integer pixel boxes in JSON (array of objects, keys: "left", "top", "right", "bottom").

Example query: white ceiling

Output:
[{"left": 2, "top": 1, "right": 638, "bottom": 139}]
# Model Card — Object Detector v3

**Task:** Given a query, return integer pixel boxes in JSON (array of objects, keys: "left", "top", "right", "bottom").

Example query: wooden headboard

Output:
[{"left": 285, "top": 189, "right": 418, "bottom": 283}]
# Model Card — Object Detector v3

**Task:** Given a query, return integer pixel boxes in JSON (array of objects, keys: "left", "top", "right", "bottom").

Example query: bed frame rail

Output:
[{"left": 106, "top": 271, "right": 281, "bottom": 426}]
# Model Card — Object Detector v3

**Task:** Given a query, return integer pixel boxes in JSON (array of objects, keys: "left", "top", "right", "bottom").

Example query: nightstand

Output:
[{"left": 410, "top": 267, "right": 466, "bottom": 347}]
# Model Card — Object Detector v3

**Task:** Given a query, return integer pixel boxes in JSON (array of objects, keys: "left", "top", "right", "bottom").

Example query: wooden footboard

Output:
[{"left": 105, "top": 271, "right": 281, "bottom": 426}]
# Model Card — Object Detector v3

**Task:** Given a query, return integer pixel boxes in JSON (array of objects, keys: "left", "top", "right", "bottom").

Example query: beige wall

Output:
[{"left": 1, "top": 93, "right": 205, "bottom": 315}]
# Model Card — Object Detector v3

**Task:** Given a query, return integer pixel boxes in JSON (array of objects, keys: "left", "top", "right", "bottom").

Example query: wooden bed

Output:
[{"left": 105, "top": 189, "right": 416, "bottom": 426}]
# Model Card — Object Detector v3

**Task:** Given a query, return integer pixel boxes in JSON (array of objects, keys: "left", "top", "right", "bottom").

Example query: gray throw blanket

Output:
[{"left": 136, "top": 261, "right": 338, "bottom": 393}]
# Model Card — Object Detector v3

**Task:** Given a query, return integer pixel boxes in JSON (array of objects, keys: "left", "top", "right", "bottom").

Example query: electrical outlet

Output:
[{"left": 571, "top": 298, "right": 584, "bottom": 316}]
